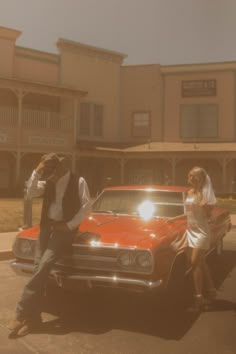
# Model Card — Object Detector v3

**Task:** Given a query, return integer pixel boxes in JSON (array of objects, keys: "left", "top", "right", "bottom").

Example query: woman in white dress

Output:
[{"left": 170, "top": 166, "right": 217, "bottom": 309}]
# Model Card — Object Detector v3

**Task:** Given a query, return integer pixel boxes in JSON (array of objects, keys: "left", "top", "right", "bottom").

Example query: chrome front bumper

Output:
[{"left": 11, "top": 261, "right": 163, "bottom": 292}]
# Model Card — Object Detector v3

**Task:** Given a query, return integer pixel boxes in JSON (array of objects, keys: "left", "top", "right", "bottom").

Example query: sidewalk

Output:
[
  {"left": 231, "top": 214, "right": 236, "bottom": 226},
  {"left": 1, "top": 215, "right": 236, "bottom": 261},
  {"left": 0, "top": 232, "right": 17, "bottom": 261}
]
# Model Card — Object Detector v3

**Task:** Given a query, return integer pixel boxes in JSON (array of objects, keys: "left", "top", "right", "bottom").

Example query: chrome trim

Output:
[
  {"left": 13, "top": 237, "right": 154, "bottom": 274},
  {"left": 67, "top": 275, "right": 162, "bottom": 289},
  {"left": 72, "top": 249, "right": 154, "bottom": 274},
  {"left": 11, "top": 261, "right": 162, "bottom": 290},
  {"left": 56, "top": 260, "right": 153, "bottom": 275},
  {"left": 11, "top": 261, "right": 34, "bottom": 275},
  {"left": 14, "top": 236, "right": 143, "bottom": 252},
  {"left": 74, "top": 255, "right": 116, "bottom": 262},
  {"left": 72, "top": 243, "right": 139, "bottom": 250}
]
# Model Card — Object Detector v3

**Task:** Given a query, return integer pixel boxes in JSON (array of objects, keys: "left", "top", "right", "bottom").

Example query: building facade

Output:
[{"left": 1, "top": 25, "right": 236, "bottom": 196}]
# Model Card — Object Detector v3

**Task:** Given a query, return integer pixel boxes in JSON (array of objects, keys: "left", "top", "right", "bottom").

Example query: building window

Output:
[
  {"left": 79, "top": 102, "right": 90, "bottom": 135},
  {"left": 79, "top": 102, "right": 103, "bottom": 137},
  {"left": 132, "top": 112, "right": 151, "bottom": 137},
  {"left": 180, "top": 104, "right": 218, "bottom": 140},
  {"left": 93, "top": 104, "right": 103, "bottom": 137}
]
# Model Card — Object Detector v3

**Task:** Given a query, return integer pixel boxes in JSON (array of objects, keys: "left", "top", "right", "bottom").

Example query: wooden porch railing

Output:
[{"left": 0, "top": 106, "right": 72, "bottom": 131}]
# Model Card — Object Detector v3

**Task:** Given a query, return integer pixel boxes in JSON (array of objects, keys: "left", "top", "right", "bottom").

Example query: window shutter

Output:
[
  {"left": 93, "top": 104, "right": 103, "bottom": 137},
  {"left": 80, "top": 102, "right": 90, "bottom": 135}
]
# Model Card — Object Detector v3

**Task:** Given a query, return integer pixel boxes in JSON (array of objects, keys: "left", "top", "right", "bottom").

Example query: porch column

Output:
[
  {"left": 71, "top": 152, "right": 76, "bottom": 173},
  {"left": 15, "top": 151, "right": 21, "bottom": 186},
  {"left": 73, "top": 98, "right": 78, "bottom": 146},
  {"left": 15, "top": 90, "right": 26, "bottom": 184},
  {"left": 222, "top": 158, "right": 227, "bottom": 192},
  {"left": 71, "top": 98, "right": 79, "bottom": 174},
  {"left": 171, "top": 157, "right": 176, "bottom": 185},
  {"left": 120, "top": 157, "right": 127, "bottom": 185}
]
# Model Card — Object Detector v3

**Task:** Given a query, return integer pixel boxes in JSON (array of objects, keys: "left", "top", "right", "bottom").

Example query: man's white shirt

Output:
[{"left": 26, "top": 170, "right": 92, "bottom": 230}]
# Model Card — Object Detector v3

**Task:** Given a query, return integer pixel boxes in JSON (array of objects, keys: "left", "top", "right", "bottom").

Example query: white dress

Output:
[{"left": 185, "top": 196, "right": 210, "bottom": 250}]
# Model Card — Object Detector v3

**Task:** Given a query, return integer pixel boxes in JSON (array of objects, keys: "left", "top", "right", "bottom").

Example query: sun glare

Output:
[{"left": 138, "top": 201, "right": 154, "bottom": 221}]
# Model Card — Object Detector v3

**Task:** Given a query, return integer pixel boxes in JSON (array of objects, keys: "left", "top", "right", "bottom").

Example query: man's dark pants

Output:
[{"left": 16, "top": 225, "right": 75, "bottom": 322}]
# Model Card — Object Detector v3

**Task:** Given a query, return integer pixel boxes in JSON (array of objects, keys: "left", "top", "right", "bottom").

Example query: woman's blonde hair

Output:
[{"left": 189, "top": 166, "right": 207, "bottom": 203}]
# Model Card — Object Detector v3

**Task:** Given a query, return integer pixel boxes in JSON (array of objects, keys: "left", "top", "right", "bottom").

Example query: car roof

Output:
[{"left": 104, "top": 185, "right": 188, "bottom": 192}]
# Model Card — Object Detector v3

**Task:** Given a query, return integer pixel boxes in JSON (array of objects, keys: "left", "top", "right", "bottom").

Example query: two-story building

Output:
[{"left": 1, "top": 25, "right": 236, "bottom": 196}]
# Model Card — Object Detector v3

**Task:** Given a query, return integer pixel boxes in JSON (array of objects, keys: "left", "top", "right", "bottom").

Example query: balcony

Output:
[
  {"left": 22, "top": 109, "right": 72, "bottom": 131},
  {"left": 0, "top": 106, "right": 18, "bottom": 127},
  {"left": 0, "top": 106, "right": 73, "bottom": 150}
]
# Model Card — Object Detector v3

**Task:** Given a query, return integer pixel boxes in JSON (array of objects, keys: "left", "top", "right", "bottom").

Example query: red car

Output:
[{"left": 11, "top": 185, "right": 231, "bottom": 294}]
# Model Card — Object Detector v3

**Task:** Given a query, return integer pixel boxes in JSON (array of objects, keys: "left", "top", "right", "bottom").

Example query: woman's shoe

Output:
[{"left": 188, "top": 294, "right": 209, "bottom": 312}]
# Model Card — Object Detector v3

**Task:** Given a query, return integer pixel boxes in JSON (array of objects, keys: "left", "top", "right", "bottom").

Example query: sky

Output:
[{"left": 0, "top": 0, "right": 235, "bottom": 65}]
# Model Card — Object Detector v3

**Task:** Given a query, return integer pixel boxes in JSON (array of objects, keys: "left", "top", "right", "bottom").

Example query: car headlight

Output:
[
  {"left": 16, "top": 239, "right": 34, "bottom": 257},
  {"left": 118, "top": 251, "right": 134, "bottom": 267},
  {"left": 135, "top": 252, "right": 152, "bottom": 268}
]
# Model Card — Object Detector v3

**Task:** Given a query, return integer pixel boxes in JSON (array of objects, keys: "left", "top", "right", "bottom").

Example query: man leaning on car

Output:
[{"left": 7, "top": 153, "right": 92, "bottom": 337}]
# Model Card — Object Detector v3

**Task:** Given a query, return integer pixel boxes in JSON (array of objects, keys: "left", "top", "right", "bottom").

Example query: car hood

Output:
[
  {"left": 76, "top": 214, "right": 185, "bottom": 250},
  {"left": 17, "top": 214, "right": 186, "bottom": 251}
]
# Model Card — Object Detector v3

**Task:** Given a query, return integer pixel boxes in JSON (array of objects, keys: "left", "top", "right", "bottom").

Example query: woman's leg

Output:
[{"left": 190, "top": 247, "right": 205, "bottom": 296}]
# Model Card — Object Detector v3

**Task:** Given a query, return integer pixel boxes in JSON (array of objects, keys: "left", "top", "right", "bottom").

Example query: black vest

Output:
[{"left": 40, "top": 173, "right": 81, "bottom": 227}]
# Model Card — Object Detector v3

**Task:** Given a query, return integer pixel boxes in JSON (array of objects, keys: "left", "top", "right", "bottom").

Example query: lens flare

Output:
[{"left": 138, "top": 201, "right": 154, "bottom": 221}]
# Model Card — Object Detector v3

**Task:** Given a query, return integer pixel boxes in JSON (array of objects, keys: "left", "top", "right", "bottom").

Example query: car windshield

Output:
[{"left": 92, "top": 190, "right": 184, "bottom": 218}]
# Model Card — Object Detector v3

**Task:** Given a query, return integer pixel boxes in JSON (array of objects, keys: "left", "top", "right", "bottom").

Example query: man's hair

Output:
[{"left": 41, "top": 153, "right": 67, "bottom": 167}]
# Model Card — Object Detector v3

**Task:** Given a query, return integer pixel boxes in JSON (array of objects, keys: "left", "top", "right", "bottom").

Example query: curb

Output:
[
  {"left": 0, "top": 231, "right": 17, "bottom": 261},
  {"left": 0, "top": 250, "right": 14, "bottom": 261}
]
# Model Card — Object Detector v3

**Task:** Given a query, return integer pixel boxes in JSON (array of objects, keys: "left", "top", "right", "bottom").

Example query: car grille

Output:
[
  {"left": 71, "top": 245, "right": 119, "bottom": 271},
  {"left": 14, "top": 238, "right": 152, "bottom": 274},
  {"left": 59, "top": 245, "right": 152, "bottom": 274},
  {"left": 73, "top": 245, "right": 119, "bottom": 258}
]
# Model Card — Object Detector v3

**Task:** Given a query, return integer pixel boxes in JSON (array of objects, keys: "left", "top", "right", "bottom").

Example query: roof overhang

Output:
[
  {"left": 0, "top": 26, "right": 21, "bottom": 41},
  {"left": 91, "top": 142, "right": 236, "bottom": 158},
  {"left": 0, "top": 76, "right": 87, "bottom": 98},
  {"left": 57, "top": 38, "right": 127, "bottom": 64}
]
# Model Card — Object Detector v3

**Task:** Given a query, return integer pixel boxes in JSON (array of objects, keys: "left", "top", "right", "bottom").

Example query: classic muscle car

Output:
[{"left": 11, "top": 185, "right": 231, "bottom": 294}]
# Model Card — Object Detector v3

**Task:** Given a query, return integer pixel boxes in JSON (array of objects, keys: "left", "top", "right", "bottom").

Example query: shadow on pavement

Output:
[{"left": 33, "top": 250, "right": 236, "bottom": 340}]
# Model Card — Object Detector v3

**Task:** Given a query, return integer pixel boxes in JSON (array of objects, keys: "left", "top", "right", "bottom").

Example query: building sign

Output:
[
  {"left": 182, "top": 79, "right": 216, "bottom": 97},
  {"left": 0, "top": 133, "right": 7, "bottom": 143},
  {"left": 29, "top": 136, "right": 66, "bottom": 146}
]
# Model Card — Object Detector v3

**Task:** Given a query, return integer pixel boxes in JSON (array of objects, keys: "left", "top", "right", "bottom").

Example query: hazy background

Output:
[{"left": 0, "top": 0, "right": 235, "bottom": 65}]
